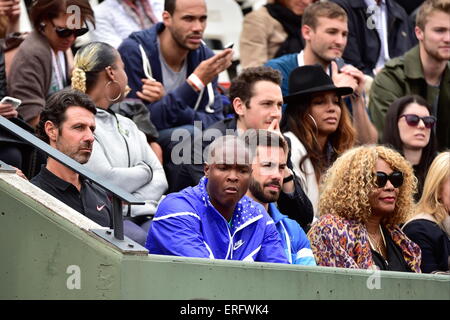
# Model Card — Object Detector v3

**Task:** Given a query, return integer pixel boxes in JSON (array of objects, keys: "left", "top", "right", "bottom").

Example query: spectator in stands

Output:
[
  {"left": 7, "top": 0, "right": 94, "bottom": 128},
  {"left": 396, "top": 0, "right": 426, "bottom": 15},
  {"left": 381, "top": 95, "right": 437, "bottom": 200},
  {"left": 282, "top": 65, "right": 355, "bottom": 218},
  {"left": 169, "top": 66, "right": 314, "bottom": 231},
  {"left": 308, "top": 145, "right": 422, "bottom": 272},
  {"left": 72, "top": 41, "right": 168, "bottom": 232},
  {"left": 369, "top": 0, "right": 450, "bottom": 150},
  {"left": 403, "top": 151, "right": 450, "bottom": 274},
  {"left": 330, "top": 0, "right": 415, "bottom": 76},
  {"left": 90, "top": 0, "right": 163, "bottom": 49},
  {"left": 146, "top": 135, "right": 289, "bottom": 263},
  {"left": 32, "top": 88, "right": 148, "bottom": 245},
  {"left": 118, "top": 0, "right": 233, "bottom": 155},
  {"left": 239, "top": 0, "right": 314, "bottom": 68},
  {"left": 0, "top": 29, "right": 46, "bottom": 179},
  {"left": 265, "top": 1, "right": 378, "bottom": 144},
  {"left": 244, "top": 129, "right": 316, "bottom": 265}
]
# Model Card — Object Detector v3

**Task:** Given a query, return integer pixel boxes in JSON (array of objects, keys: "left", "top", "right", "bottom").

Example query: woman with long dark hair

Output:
[{"left": 382, "top": 95, "right": 437, "bottom": 200}]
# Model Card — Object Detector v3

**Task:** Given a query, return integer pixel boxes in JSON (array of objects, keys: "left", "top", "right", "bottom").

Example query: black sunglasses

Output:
[
  {"left": 50, "top": 20, "right": 88, "bottom": 38},
  {"left": 375, "top": 171, "right": 404, "bottom": 188},
  {"left": 399, "top": 114, "right": 436, "bottom": 129}
]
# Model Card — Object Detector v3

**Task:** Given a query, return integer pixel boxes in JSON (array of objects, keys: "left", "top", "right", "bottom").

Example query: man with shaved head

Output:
[{"left": 145, "top": 135, "right": 288, "bottom": 263}]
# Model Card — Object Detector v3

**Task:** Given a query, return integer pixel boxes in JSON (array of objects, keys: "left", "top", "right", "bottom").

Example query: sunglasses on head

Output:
[
  {"left": 375, "top": 171, "right": 404, "bottom": 188},
  {"left": 50, "top": 20, "right": 88, "bottom": 38},
  {"left": 399, "top": 114, "right": 436, "bottom": 129}
]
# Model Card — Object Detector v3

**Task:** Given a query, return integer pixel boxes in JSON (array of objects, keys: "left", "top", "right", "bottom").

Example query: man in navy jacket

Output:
[{"left": 118, "top": 0, "right": 233, "bottom": 152}]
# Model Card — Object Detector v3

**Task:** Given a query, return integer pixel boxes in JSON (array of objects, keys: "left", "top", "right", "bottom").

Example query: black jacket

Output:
[
  {"left": 166, "top": 117, "right": 314, "bottom": 230},
  {"left": 330, "top": 0, "right": 415, "bottom": 76}
]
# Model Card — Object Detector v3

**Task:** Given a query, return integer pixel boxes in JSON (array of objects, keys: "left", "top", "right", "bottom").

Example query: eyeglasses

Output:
[
  {"left": 50, "top": 20, "right": 89, "bottom": 38},
  {"left": 375, "top": 171, "right": 404, "bottom": 188},
  {"left": 399, "top": 114, "right": 436, "bottom": 129}
]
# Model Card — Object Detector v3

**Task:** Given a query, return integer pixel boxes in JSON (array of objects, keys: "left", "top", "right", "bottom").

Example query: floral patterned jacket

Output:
[{"left": 307, "top": 214, "right": 421, "bottom": 272}]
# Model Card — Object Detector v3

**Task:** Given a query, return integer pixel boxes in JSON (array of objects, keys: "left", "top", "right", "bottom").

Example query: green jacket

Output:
[{"left": 369, "top": 45, "right": 450, "bottom": 150}]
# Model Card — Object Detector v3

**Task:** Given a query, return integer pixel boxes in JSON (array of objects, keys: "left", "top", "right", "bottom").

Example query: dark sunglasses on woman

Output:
[
  {"left": 399, "top": 114, "right": 436, "bottom": 129},
  {"left": 50, "top": 20, "right": 89, "bottom": 38},
  {"left": 375, "top": 171, "right": 404, "bottom": 188}
]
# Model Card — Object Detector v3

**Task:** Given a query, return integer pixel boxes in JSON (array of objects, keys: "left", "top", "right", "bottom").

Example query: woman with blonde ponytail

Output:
[
  {"left": 403, "top": 151, "right": 450, "bottom": 273},
  {"left": 72, "top": 42, "right": 168, "bottom": 241}
]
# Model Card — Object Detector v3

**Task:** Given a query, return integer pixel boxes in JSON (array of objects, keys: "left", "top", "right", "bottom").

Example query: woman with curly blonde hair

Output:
[
  {"left": 403, "top": 151, "right": 450, "bottom": 273},
  {"left": 307, "top": 145, "right": 422, "bottom": 272}
]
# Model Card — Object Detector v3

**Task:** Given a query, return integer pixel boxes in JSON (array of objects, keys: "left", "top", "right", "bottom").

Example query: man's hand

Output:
[
  {"left": 12, "top": 166, "right": 27, "bottom": 180},
  {"left": 0, "top": 102, "right": 18, "bottom": 119},
  {"left": 191, "top": 48, "right": 233, "bottom": 85},
  {"left": 136, "top": 78, "right": 165, "bottom": 103},
  {"left": 340, "top": 64, "right": 365, "bottom": 96}
]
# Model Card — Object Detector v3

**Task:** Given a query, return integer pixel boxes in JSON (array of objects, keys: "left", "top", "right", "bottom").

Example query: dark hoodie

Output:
[{"left": 118, "top": 22, "right": 224, "bottom": 131}]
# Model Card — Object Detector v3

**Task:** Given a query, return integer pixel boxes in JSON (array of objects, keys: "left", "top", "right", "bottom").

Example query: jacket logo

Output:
[
  {"left": 233, "top": 240, "right": 244, "bottom": 251},
  {"left": 96, "top": 204, "right": 106, "bottom": 211}
]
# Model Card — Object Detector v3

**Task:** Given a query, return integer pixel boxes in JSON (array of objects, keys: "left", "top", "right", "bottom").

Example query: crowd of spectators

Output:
[{"left": 0, "top": 0, "right": 449, "bottom": 273}]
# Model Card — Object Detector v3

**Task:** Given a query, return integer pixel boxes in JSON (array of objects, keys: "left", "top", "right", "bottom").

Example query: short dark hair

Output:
[
  {"left": 164, "top": 0, "right": 177, "bottom": 15},
  {"left": 36, "top": 88, "right": 97, "bottom": 144},
  {"left": 30, "top": 0, "right": 95, "bottom": 31},
  {"left": 72, "top": 41, "right": 118, "bottom": 93},
  {"left": 229, "top": 66, "right": 282, "bottom": 115},
  {"left": 243, "top": 129, "right": 289, "bottom": 158},
  {"left": 381, "top": 95, "right": 438, "bottom": 197}
]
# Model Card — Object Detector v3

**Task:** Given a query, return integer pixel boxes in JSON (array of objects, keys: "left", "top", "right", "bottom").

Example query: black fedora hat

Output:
[{"left": 283, "top": 65, "right": 353, "bottom": 105}]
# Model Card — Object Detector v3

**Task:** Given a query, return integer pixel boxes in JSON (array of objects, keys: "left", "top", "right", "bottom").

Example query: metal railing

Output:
[{"left": 0, "top": 116, "right": 145, "bottom": 244}]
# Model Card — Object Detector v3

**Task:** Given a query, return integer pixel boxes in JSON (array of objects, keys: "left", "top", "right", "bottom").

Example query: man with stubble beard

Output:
[
  {"left": 146, "top": 135, "right": 288, "bottom": 263},
  {"left": 32, "top": 89, "right": 148, "bottom": 245}
]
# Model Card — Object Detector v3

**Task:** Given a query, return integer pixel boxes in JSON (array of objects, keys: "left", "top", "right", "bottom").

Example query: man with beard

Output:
[
  {"left": 265, "top": 1, "right": 377, "bottom": 144},
  {"left": 118, "top": 0, "right": 233, "bottom": 153},
  {"left": 244, "top": 129, "right": 316, "bottom": 265},
  {"left": 369, "top": 0, "right": 450, "bottom": 150},
  {"left": 31, "top": 89, "right": 147, "bottom": 245},
  {"left": 146, "top": 135, "right": 289, "bottom": 263}
]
